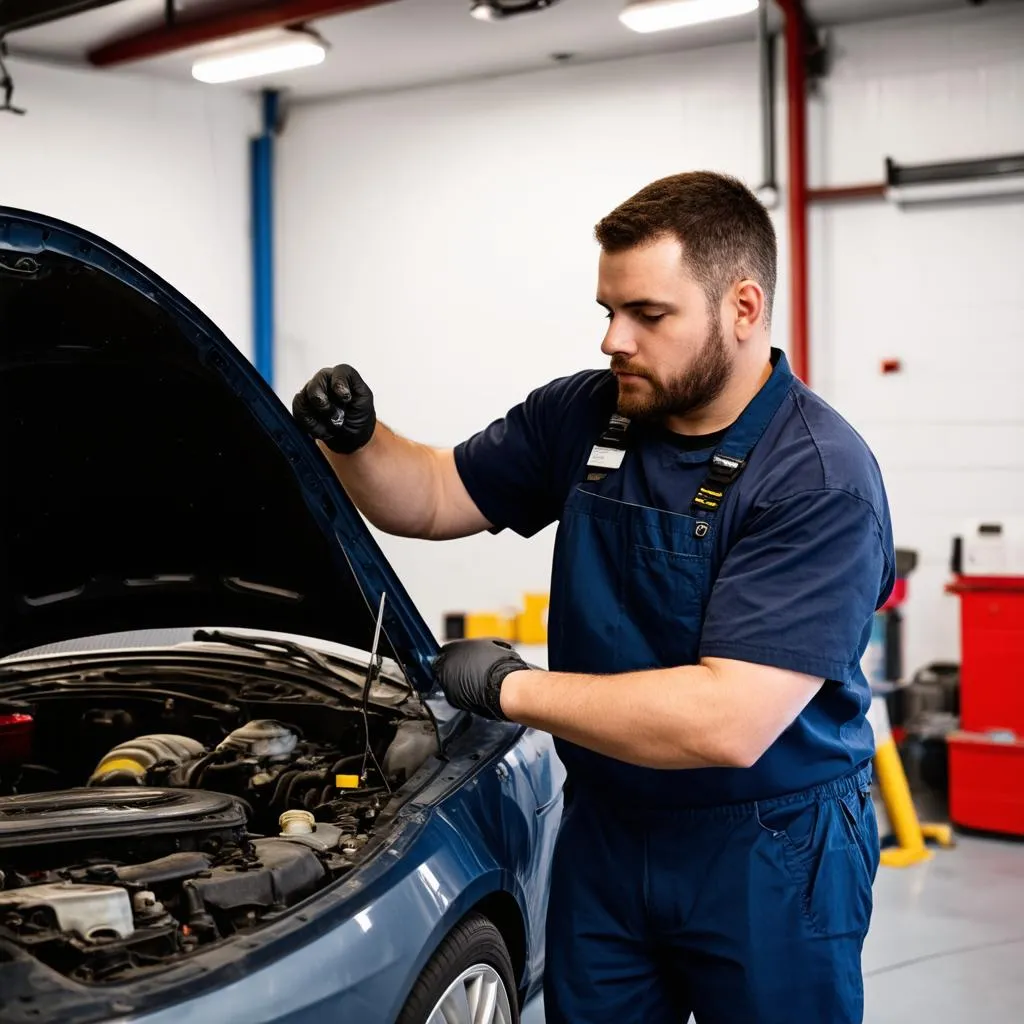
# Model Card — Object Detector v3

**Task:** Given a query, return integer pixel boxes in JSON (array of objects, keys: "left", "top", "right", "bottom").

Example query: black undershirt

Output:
[
  {"left": 668, "top": 425, "right": 730, "bottom": 452},
  {"left": 637, "top": 422, "right": 731, "bottom": 453}
]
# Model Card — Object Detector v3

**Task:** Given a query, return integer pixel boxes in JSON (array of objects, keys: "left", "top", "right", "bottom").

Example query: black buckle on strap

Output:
[
  {"left": 691, "top": 453, "right": 746, "bottom": 512},
  {"left": 598, "top": 414, "right": 630, "bottom": 449}
]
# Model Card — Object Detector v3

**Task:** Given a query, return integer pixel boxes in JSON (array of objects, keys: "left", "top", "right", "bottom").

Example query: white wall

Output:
[
  {"left": 278, "top": 3, "right": 1024, "bottom": 676},
  {"left": 807, "top": 5, "right": 1024, "bottom": 675},
  {"left": 277, "top": 38, "right": 777, "bottom": 648},
  {"left": 1, "top": 58, "right": 257, "bottom": 356}
]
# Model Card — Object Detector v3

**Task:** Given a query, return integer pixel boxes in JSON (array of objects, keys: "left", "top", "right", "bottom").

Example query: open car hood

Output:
[{"left": 0, "top": 208, "right": 441, "bottom": 696}]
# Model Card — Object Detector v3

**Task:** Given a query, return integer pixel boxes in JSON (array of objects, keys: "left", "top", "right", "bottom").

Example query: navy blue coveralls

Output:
[{"left": 455, "top": 350, "right": 895, "bottom": 1023}]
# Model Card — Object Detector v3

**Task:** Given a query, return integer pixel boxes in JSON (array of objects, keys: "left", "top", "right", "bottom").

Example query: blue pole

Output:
[{"left": 251, "top": 89, "right": 279, "bottom": 388}]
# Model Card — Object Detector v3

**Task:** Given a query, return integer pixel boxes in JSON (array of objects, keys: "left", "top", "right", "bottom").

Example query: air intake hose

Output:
[{"left": 88, "top": 735, "right": 206, "bottom": 786}]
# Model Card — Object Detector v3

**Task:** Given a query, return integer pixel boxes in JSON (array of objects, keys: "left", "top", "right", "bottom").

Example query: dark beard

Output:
[{"left": 612, "top": 321, "right": 731, "bottom": 421}]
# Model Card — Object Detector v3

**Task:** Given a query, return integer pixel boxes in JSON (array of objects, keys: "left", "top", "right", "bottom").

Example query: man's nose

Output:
[{"left": 601, "top": 318, "right": 638, "bottom": 358}]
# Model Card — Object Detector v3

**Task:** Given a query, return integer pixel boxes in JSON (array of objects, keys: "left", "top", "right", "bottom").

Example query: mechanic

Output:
[{"left": 292, "top": 171, "right": 895, "bottom": 1024}]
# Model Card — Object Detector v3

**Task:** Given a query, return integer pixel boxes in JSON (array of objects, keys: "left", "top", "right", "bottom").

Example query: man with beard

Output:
[{"left": 292, "top": 171, "right": 894, "bottom": 1024}]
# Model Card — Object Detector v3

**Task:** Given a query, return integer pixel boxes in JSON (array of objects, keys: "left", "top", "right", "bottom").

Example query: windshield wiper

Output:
[{"left": 191, "top": 630, "right": 412, "bottom": 704}]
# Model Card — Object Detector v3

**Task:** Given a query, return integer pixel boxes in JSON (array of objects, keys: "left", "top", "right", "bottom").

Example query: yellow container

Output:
[{"left": 516, "top": 593, "right": 549, "bottom": 645}]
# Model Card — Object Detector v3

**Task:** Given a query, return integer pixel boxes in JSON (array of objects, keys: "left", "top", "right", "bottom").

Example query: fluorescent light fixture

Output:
[
  {"left": 619, "top": 0, "right": 758, "bottom": 34},
  {"left": 469, "top": 0, "right": 562, "bottom": 20},
  {"left": 470, "top": 1, "right": 501, "bottom": 19},
  {"left": 192, "top": 28, "right": 327, "bottom": 85}
]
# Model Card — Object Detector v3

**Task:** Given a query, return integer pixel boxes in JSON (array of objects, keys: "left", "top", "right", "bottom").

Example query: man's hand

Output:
[
  {"left": 434, "top": 639, "right": 530, "bottom": 721},
  {"left": 292, "top": 364, "right": 377, "bottom": 455}
]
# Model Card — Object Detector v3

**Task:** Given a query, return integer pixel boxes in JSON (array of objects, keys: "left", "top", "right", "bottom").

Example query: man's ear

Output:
[{"left": 733, "top": 279, "right": 766, "bottom": 341}]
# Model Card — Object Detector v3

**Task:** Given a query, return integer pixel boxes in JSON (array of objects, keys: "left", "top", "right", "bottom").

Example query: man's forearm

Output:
[
  {"left": 499, "top": 664, "right": 742, "bottom": 769},
  {"left": 499, "top": 662, "right": 797, "bottom": 770},
  {"left": 320, "top": 424, "right": 444, "bottom": 538}
]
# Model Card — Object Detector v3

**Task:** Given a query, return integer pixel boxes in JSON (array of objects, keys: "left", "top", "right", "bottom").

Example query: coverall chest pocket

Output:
[{"left": 624, "top": 510, "right": 711, "bottom": 666}]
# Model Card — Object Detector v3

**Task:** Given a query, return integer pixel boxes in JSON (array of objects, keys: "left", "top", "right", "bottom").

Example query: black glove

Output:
[
  {"left": 434, "top": 639, "right": 529, "bottom": 721},
  {"left": 292, "top": 364, "right": 377, "bottom": 455}
]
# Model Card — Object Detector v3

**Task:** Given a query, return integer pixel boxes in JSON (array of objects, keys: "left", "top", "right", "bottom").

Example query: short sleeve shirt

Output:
[{"left": 454, "top": 351, "right": 896, "bottom": 796}]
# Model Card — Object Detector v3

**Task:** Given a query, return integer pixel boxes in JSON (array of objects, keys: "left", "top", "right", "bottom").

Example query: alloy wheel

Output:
[{"left": 424, "top": 963, "right": 514, "bottom": 1024}]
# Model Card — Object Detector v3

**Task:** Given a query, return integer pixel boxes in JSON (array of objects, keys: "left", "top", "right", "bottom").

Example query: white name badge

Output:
[{"left": 587, "top": 445, "right": 626, "bottom": 470}]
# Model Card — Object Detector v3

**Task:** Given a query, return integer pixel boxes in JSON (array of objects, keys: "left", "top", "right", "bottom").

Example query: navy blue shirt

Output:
[{"left": 454, "top": 350, "right": 895, "bottom": 799}]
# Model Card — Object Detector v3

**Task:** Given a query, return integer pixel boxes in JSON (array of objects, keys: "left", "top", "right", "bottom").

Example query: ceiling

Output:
[{"left": 4, "top": 0, "right": 982, "bottom": 102}]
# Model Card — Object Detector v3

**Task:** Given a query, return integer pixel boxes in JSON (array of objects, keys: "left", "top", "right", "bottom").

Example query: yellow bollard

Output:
[{"left": 868, "top": 694, "right": 954, "bottom": 867}]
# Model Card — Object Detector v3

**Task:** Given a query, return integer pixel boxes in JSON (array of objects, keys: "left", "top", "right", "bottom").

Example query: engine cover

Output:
[
  {"left": 0, "top": 787, "right": 247, "bottom": 851},
  {"left": 0, "top": 882, "right": 134, "bottom": 941}
]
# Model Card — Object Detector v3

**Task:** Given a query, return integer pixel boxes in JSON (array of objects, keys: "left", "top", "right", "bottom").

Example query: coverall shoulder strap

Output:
[
  {"left": 584, "top": 413, "right": 632, "bottom": 482},
  {"left": 690, "top": 353, "right": 795, "bottom": 515}
]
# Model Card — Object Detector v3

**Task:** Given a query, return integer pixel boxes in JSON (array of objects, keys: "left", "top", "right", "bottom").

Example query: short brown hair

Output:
[{"left": 595, "top": 171, "right": 777, "bottom": 323}]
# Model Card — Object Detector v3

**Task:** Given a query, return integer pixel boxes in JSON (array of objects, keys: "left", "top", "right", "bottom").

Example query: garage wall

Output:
[
  {"left": 277, "top": 35, "right": 773, "bottom": 649},
  {"left": 277, "top": 2, "right": 1024, "bottom": 675},
  {"left": 0, "top": 58, "right": 258, "bottom": 356},
  {"left": 807, "top": 6, "right": 1024, "bottom": 677}
]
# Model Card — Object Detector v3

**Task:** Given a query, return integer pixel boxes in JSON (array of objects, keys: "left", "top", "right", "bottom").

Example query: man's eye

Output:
[{"left": 640, "top": 312, "right": 666, "bottom": 324}]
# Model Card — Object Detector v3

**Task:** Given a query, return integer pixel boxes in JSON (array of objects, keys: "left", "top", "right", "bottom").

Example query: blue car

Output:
[{"left": 0, "top": 208, "right": 563, "bottom": 1024}]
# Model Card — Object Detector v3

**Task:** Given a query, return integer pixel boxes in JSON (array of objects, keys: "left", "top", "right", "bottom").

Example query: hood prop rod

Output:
[{"left": 360, "top": 592, "right": 391, "bottom": 793}]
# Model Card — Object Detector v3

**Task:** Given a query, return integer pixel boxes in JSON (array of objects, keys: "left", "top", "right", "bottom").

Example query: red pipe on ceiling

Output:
[
  {"left": 775, "top": 0, "right": 810, "bottom": 385},
  {"left": 88, "top": 0, "right": 399, "bottom": 67}
]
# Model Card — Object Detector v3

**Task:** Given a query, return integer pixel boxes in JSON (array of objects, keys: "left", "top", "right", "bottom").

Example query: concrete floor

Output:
[
  {"left": 522, "top": 830, "right": 1024, "bottom": 1023},
  {"left": 865, "top": 832, "right": 1024, "bottom": 1022}
]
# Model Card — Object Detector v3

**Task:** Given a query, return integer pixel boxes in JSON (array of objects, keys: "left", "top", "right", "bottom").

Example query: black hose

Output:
[
  {"left": 757, "top": 0, "right": 778, "bottom": 196},
  {"left": 280, "top": 770, "right": 326, "bottom": 809},
  {"left": 330, "top": 755, "right": 364, "bottom": 776},
  {"left": 269, "top": 769, "right": 299, "bottom": 808},
  {"left": 186, "top": 752, "right": 223, "bottom": 788}
]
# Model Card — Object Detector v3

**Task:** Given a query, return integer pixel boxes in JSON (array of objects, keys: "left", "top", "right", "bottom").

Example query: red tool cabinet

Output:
[{"left": 946, "top": 575, "right": 1024, "bottom": 837}]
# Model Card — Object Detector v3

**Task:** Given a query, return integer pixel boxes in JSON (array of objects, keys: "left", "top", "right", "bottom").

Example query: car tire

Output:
[{"left": 396, "top": 912, "right": 519, "bottom": 1024}]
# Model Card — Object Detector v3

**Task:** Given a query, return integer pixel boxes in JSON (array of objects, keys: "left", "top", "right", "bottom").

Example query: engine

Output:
[
  {"left": 0, "top": 785, "right": 341, "bottom": 983},
  {"left": 0, "top": 695, "right": 438, "bottom": 984},
  {"left": 85, "top": 719, "right": 380, "bottom": 836}
]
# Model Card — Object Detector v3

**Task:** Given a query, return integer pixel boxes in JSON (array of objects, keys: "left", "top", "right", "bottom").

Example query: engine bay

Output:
[{"left": 0, "top": 654, "right": 439, "bottom": 984}]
